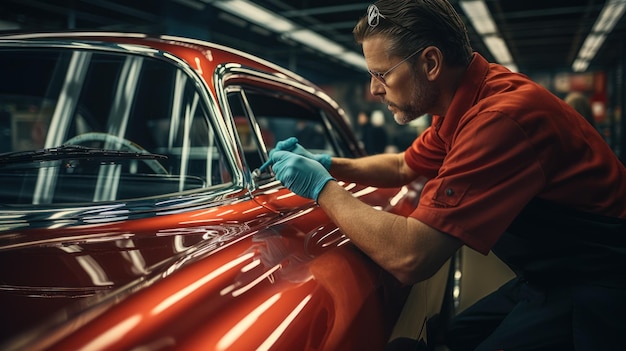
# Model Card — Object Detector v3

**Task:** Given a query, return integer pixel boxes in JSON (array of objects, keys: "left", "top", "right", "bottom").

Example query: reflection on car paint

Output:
[{"left": 0, "top": 32, "right": 429, "bottom": 351}]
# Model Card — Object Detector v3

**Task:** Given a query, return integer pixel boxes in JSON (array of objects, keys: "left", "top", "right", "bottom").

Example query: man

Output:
[{"left": 267, "top": 0, "right": 626, "bottom": 349}]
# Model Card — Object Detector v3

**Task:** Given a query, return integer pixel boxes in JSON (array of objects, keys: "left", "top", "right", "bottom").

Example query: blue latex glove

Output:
[
  {"left": 271, "top": 137, "right": 332, "bottom": 170},
  {"left": 270, "top": 150, "right": 335, "bottom": 202}
]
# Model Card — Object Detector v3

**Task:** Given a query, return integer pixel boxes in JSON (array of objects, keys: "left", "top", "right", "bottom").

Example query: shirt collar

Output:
[{"left": 435, "top": 53, "right": 490, "bottom": 142}]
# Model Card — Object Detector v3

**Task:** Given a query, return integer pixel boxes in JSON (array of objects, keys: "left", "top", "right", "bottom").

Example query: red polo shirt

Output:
[{"left": 405, "top": 53, "right": 626, "bottom": 255}]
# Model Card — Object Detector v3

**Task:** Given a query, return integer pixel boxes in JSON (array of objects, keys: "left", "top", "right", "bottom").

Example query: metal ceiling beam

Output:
[
  {"left": 495, "top": 5, "right": 603, "bottom": 20},
  {"left": 80, "top": 0, "right": 160, "bottom": 21},
  {"left": 280, "top": 3, "right": 369, "bottom": 17}
]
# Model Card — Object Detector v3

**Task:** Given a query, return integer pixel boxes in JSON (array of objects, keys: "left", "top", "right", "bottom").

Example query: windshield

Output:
[{"left": 0, "top": 47, "right": 232, "bottom": 205}]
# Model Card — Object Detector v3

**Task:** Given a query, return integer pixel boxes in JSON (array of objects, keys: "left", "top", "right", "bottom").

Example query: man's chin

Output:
[{"left": 393, "top": 112, "right": 416, "bottom": 125}]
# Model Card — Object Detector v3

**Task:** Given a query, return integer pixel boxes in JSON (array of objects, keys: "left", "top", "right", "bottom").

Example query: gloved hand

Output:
[
  {"left": 271, "top": 137, "right": 332, "bottom": 170},
  {"left": 269, "top": 150, "right": 335, "bottom": 202}
]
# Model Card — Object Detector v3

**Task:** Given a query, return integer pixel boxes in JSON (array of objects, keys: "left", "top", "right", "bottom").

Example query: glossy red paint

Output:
[{"left": 3, "top": 184, "right": 415, "bottom": 350}]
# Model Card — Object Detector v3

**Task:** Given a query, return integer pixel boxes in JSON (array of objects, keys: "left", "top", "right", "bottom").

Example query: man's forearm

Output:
[
  {"left": 329, "top": 152, "right": 413, "bottom": 187},
  {"left": 317, "top": 181, "right": 462, "bottom": 285}
]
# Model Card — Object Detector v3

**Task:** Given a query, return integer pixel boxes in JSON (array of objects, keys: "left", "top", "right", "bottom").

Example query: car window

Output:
[
  {"left": 226, "top": 86, "right": 353, "bottom": 176},
  {"left": 0, "top": 48, "right": 232, "bottom": 205}
]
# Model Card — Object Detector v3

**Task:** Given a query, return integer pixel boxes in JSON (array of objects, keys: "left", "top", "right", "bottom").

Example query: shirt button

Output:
[{"left": 446, "top": 188, "right": 454, "bottom": 196}]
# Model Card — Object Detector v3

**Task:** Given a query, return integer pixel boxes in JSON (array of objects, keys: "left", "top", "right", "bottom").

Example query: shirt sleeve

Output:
[
  {"left": 410, "top": 111, "right": 546, "bottom": 254},
  {"left": 404, "top": 122, "right": 446, "bottom": 180}
]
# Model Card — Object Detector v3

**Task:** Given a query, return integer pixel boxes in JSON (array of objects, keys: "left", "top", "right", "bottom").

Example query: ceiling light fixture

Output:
[
  {"left": 205, "top": 0, "right": 368, "bottom": 71},
  {"left": 459, "top": 0, "right": 517, "bottom": 72},
  {"left": 593, "top": 0, "right": 626, "bottom": 33},
  {"left": 459, "top": 0, "right": 497, "bottom": 35},
  {"left": 209, "top": 0, "right": 295, "bottom": 34},
  {"left": 484, "top": 36, "right": 518, "bottom": 72},
  {"left": 338, "top": 52, "right": 367, "bottom": 70},
  {"left": 283, "top": 30, "right": 345, "bottom": 56},
  {"left": 572, "top": 0, "right": 626, "bottom": 72}
]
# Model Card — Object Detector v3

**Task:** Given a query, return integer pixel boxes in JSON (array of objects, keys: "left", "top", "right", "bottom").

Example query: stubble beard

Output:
[{"left": 391, "top": 78, "right": 438, "bottom": 125}]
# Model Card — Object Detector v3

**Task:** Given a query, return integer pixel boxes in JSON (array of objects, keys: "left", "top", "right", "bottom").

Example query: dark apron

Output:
[{"left": 492, "top": 197, "right": 626, "bottom": 287}]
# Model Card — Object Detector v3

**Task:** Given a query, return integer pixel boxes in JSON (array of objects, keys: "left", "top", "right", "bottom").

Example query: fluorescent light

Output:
[
  {"left": 572, "top": 58, "right": 590, "bottom": 72},
  {"left": 284, "top": 29, "right": 345, "bottom": 56},
  {"left": 338, "top": 51, "right": 367, "bottom": 70},
  {"left": 211, "top": 0, "right": 295, "bottom": 33},
  {"left": 593, "top": 0, "right": 626, "bottom": 33},
  {"left": 207, "top": 0, "right": 367, "bottom": 71},
  {"left": 579, "top": 34, "right": 606, "bottom": 59},
  {"left": 572, "top": 0, "right": 626, "bottom": 72},
  {"left": 504, "top": 63, "right": 518, "bottom": 73},
  {"left": 459, "top": 0, "right": 497, "bottom": 35},
  {"left": 483, "top": 36, "right": 513, "bottom": 64},
  {"left": 460, "top": 0, "right": 516, "bottom": 70}
]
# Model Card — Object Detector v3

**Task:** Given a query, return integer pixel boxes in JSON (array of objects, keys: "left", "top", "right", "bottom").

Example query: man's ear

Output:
[{"left": 421, "top": 46, "right": 443, "bottom": 81}]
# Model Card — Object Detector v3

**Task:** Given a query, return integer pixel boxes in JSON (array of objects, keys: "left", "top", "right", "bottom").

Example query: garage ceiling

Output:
[{"left": 1, "top": 0, "right": 625, "bottom": 84}]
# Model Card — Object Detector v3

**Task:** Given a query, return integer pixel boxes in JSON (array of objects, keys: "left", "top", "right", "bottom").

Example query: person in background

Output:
[
  {"left": 565, "top": 91, "right": 594, "bottom": 127},
  {"left": 357, "top": 110, "right": 374, "bottom": 150},
  {"left": 267, "top": 0, "right": 626, "bottom": 349},
  {"left": 361, "top": 110, "right": 389, "bottom": 154}
]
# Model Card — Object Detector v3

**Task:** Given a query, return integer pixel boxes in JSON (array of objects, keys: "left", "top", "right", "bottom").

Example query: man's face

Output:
[{"left": 363, "top": 36, "right": 439, "bottom": 125}]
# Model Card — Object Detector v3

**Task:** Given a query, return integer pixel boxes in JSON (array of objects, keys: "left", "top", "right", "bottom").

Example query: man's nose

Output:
[{"left": 370, "top": 77, "right": 385, "bottom": 96}]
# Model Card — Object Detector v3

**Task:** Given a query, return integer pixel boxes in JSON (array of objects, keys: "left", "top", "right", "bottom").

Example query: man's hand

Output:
[
  {"left": 271, "top": 137, "right": 331, "bottom": 170},
  {"left": 270, "top": 150, "right": 335, "bottom": 202}
]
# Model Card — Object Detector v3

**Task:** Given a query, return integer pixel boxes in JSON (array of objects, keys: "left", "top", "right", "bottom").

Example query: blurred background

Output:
[{"left": 1, "top": 0, "right": 624, "bottom": 160}]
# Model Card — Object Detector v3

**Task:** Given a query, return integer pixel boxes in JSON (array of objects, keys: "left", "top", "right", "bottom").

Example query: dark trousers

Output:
[{"left": 444, "top": 277, "right": 626, "bottom": 351}]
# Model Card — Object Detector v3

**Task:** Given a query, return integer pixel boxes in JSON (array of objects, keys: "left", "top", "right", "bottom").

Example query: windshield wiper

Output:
[{"left": 0, "top": 145, "right": 167, "bottom": 166}]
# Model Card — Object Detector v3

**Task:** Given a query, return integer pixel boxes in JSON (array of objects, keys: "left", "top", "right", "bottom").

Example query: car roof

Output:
[{"left": 0, "top": 31, "right": 316, "bottom": 88}]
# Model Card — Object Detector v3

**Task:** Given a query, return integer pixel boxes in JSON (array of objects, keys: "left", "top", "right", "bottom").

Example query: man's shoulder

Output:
[{"left": 478, "top": 68, "right": 560, "bottom": 116}]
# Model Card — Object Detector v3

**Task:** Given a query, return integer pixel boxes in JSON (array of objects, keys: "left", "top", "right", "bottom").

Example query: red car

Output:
[{"left": 0, "top": 32, "right": 448, "bottom": 350}]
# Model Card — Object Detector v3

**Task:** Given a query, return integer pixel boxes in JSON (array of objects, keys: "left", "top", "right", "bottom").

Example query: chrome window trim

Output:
[
  {"left": 0, "top": 40, "right": 249, "bottom": 218},
  {"left": 213, "top": 63, "right": 355, "bottom": 187}
]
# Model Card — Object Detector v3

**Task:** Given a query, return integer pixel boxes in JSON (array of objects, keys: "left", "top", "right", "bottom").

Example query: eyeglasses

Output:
[
  {"left": 366, "top": 4, "right": 425, "bottom": 86},
  {"left": 368, "top": 47, "right": 425, "bottom": 86},
  {"left": 367, "top": 4, "right": 416, "bottom": 34}
]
